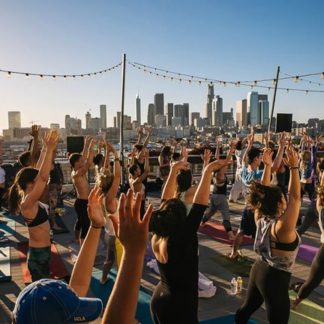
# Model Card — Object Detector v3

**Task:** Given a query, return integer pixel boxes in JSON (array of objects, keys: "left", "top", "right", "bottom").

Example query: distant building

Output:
[
  {"left": 136, "top": 94, "right": 141, "bottom": 125},
  {"left": 89, "top": 117, "right": 100, "bottom": 132},
  {"left": 50, "top": 123, "right": 60, "bottom": 129},
  {"left": 308, "top": 118, "right": 319, "bottom": 129},
  {"left": 172, "top": 117, "right": 182, "bottom": 127},
  {"left": 124, "top": 115, "right": 132, "bottom": 130},
  {"left": 191, "top": 112, "right": 200, "bottom": 126},
  {"left": 182, "top": 103, "right": 189, "bottom": 126},
  {"left": 65, "top": 115, "right": 82, "bottom": 135},
  {"left": 154, "top": 93, "right": 164, "bottom": 115},
  {"left": 247, "top": 91, "right": 259, "bottom": 126},
  {"left": 155, "top": 115, "right": 167, "bottom": 128},
  {"left": 166, "top": 103, "right": 174, "bottom": 126},
  {"left": 147, "top": 104, "right": 155, "bottom": 126},
  {"left": 113, "top": 117, "right": 117, "bottom": 128},
  {"left": 259, "top": 100, "right": 269, "bottom": 126},
  {"left": 223, "top": 111, "right": 234, "bottom": 127},
  {"left": 8, "top": 111, "right": 21, "bottom": 129},
  {"left": 194, "top": 117, "right": 205, "bottom": 128},
  {"left": 212, "top": 95, "right": 223, "bottom": 127},
  {"left": 205, "top": 83, "right": 214, "bottom": 125},
  {"left": 117, "top": 112, "right": 121, "bottom": 129},
  {"left": 236, "top": 99, "right": 247, "bottom": 128},
  {"left": 100, "top": 105, "right": 107, "bottom": 129},
  {"left": 85, "top": 112, "right": 91, "bottom": 129}
]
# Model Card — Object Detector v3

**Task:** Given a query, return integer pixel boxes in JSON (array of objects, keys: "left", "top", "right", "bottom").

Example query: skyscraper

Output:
[
  {"left": 236, "top": 99, "right": 247, "bottom": 128},
  {"left": 191, "top": 112, "right": 200, "bottom": 126},
  {"left": 205, "top": 83, "right": 214, "bottom": 125},
  {"left": 147, "top": 104, "right": 155, "bottom": 126},
  {"left": 182, "top": 103, "right": 189, "bottom": 126},
  {"left": 165, "top": 103, "right": 174, "bottom": 126},
  {"left": 259, "top": 100, "right": 269, "bottom": 126},
  {"left": 212, "top": 95, "right": 223, "bottom": 127},
  {"left": 8, "top": 111, "right": 21, "bottom": 129},
  {"left": 154, "top": 93, "right": 164, "bottom": 115},
  {"left": 85, "top": 111, "right": 91, "bottom": 129},
  {"left": 100, "top": 105, "right": 107, "bottom": 129},
  {"left": 136, "top": 94, "right": 141, "bottom": 125},
  {"left": 117, "top": 112, "right": 121, "bottom": 129},
  {"left": 247, "top": 91, "right": 259, "bottom": 126}
]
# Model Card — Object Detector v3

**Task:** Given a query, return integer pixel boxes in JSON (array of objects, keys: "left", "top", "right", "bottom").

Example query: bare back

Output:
[{"left": 72, "top": 171, "right": 90, "bottom": 200}]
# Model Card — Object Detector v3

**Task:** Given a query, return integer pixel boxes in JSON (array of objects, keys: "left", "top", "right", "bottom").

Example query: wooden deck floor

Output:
[{"left": 0, "top": 195, "right": 323, "bottom": 323}]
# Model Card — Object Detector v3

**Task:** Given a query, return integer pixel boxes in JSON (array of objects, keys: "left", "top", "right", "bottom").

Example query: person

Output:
[
  {"left": 293, "top": 169, "right": 324, "bottom": 309},
  {"left": 150, "top": 157, "right": 230, "bottom": 323},
  {"left": 96, "top": 141, "right": 121, "bottom": 284},
  {"left": 8, "top": 130, "right": 58, "bottom": 282},
  {"left": 0, "top": 158, "right": 5, "bottom": 209},
  {"left": 235, "top": 145, "right": 301, "bottom": 324},
  {"left": 202, "top": 142, "right": 235, "bottom": 240},
  {"left": 69, "top": 136, "right": 96, "bottom": 245},
  {"left": 129, "top": 148, "right": 150, "bottom": 219},
  {"left": 159, "top": 145, "right": 172, "bottom": 185},
  {"left": 230, "top": 132, "right": 285, "bottom": 258}
]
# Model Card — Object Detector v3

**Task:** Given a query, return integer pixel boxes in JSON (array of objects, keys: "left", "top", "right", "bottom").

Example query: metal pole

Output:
[
  {"left": 120, "top": 53, "right": 126, "bottom": 185},
  {"left": 268, "top": 66, "right": 280, "bottom": 133}
]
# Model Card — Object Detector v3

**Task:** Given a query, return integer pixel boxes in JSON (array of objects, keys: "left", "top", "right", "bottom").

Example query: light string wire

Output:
[
  {"left": 128, "top": 61, "right": 324, "bottom": 93},
  {"left": 0, "top": 62, "right": 122, "bottom": 79}
]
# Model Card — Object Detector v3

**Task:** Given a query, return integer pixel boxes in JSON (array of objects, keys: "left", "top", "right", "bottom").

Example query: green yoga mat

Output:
[
  {"left": 212, "top": 255, "right": 254, "bottom": 277},
  {"left": 91, "top": 270, "right": 153, "bottom": 324},
  {"left": 288, "top": 291, "right": 324, "bottom": 324}
]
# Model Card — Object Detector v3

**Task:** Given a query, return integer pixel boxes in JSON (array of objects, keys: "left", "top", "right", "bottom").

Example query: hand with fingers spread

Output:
[
  {"left": 30, "top": 125, "right": 41, "bottom": 138},
  {"left": 284, "top": 145, "right": 299, "bottom": 168},
  {"left": 278, "top": 132, "right": 287, "bottom": 147},
  {"left": 110, "top": 190, "right": 153, "bottom": 254},
  {"left": 44, "top": 130, "right": 59, "bottom": 151},
  {"left": 262, "top": 148, "right": 274, "bottom": 166},
  {"left": 206, "top": 158, "right": 231, "bottom": 173},
  {"left": 201, "top": 149, "right": 212, "bottom": 164},
  {"left": 87, "top": 187, "right": 105, "bottom": 228},
  {"left": 171, "top": 160, "right": 189, "bottom": 172}
]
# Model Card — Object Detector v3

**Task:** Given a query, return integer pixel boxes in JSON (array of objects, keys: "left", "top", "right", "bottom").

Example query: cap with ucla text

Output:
[{"left": 13, "top": 278, "right": 103, "bottom": 324}]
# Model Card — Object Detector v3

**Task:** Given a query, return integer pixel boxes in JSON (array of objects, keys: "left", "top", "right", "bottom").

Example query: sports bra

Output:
[
  {"left": 23, "top": 203, "right": 49, "bottom": 228},
  {"left": 270, "top": 222, "right": 299, "bottom": 251}
]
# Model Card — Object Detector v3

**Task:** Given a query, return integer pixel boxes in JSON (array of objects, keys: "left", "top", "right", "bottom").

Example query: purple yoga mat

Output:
[{"left": 297, "top": 243, "right": 319, "bottom": 263}]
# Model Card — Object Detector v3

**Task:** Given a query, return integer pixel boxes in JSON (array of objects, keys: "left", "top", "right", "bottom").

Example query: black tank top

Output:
[{"left": 23, "top": 204, "right": 49, "bottom": 227}]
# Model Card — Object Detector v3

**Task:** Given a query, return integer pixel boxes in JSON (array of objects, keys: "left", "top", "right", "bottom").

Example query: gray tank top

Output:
[
  {"left": 319, "top": 207, "right": 324, "bottom": 244},
  {"left": 254, "top": 218, "right": 301, "bottom": 273}
]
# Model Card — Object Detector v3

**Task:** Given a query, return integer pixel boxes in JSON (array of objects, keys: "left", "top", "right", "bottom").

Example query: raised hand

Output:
[
  {"left": 181, "top": 145, "right": 188, "bottom": 162},
  {"left": 262, "top": 148, "right": 274, "bottom": 166},
  {"left": 87, "top": 186, "right": 105, "bottom": 228},
  {"left": 206, "top": 158, "right": 231, "bottom": 172},
  {"left": 283, "top": 145, "right": 299, "bottom": 168},
  {"left": 171, "top": 160, "right": 189, "bottom": 171},
  {"left": 30, "top": 125, "right": 40, "bottom": 138},
  {"left": 111, "top": 190, "right": 153, "bottom": 253},
  {"left": 278, "top": 132, "right": 286, "bottom": 147},
  {"left": 44, "top": 130, "right": 58, "bottom": 151},
  {"left": 201, "top": 149, "right": 212, "bottom": 164}
]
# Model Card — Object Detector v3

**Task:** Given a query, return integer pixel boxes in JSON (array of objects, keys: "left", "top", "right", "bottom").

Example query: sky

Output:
[{"left": 0, "top": 0, "right": 324, "bottom": 133}]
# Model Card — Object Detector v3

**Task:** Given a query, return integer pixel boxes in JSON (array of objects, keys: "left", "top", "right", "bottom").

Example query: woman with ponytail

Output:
[
  {"left": 8, "top": 130, "right": 58, "bottom": 281},
  {"left": 235, "top": 146, "right": 301, "bottom": 324}
]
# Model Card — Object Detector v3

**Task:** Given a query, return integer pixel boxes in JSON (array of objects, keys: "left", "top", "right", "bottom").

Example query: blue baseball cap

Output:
[{"left": 13, "top": 279, "right": 103, "bottom": 324}]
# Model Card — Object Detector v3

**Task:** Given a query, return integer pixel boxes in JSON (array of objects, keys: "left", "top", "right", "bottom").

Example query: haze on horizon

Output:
[{"left": 0, "top": 0, "right": 324, "bottom": 133}]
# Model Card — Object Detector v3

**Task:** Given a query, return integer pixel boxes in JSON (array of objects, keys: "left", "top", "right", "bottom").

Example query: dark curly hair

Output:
[{"left": 247, "top": 182, "right": 283, "bottom": 218}]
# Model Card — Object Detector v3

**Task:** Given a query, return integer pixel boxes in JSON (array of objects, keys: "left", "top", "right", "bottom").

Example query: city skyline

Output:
[{"left": 1, "top": 1, "right": 324, "bottom": 133}]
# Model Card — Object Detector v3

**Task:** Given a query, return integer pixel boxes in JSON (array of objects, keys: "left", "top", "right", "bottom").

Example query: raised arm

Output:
[
  {"left": 215, "top": 139, "right": 221, "bottom": 160},
  {"left": 81, "top": 136, "right": 91, "bottom": 160},
  {"left": 317, "top": 172, "right": 324, "bottom": 212},
  {"left": 74, "top": 139, "right": 96, "bottom": 177},
  {"left": 103, "top": 190, "right": 153, "bottom": 324},
  {"left": 135, "top": 127, "right": 144, "bottom": 145},
  {"left": 181, "top": 145, "right": 188, "bottom": 163},
  {"left": 276, "top": 145, "right": 301, "bottom": 234},
  {"left": 201, "top": 149, "right": 212, "bottom": 169},
  {"left": 69, "top": 187, "right": 105, "bottom": 296},
  {"left": 105, "top": 145, "right": 121, "bottom": 213},
  {"left": 271, "top": 132, "right": 286, "bottom": 172},
  {"left": 161, "top": 161, "right": 188, "bottom": 201},
  {"left": 242, "top": 133, "right": 254, "bottom": 166},
  {"left": 23, "top": 131, "right": 58, "bottom": 208},
  {"left": 261, "top": 149, "right": 274, "bottom": 186},
  {"left": 193, "top": 158, "right": 231, "bottom": 206},
  {"left": 143, "top": 127, "right": 152, "bottom": 148},
  {"left": 30, "top": 125, "right": 41, "bottom": 167}
]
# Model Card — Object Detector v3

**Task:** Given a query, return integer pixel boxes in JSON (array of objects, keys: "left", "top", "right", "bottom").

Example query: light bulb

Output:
[
  {"left": 25, "top": 73, "right": 30, "bottom": 79},
  {"left": 6, "top": 71, "right": 12, "bottom": 78},
  {"left": 294, "top": 76, "right": 299, "bottom": 83},
  {"left": 321, "top": 72, "right": 324, "bottom": 80}
]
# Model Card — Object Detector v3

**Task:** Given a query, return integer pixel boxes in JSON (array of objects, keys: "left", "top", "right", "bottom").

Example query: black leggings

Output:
[
  {"left": 298, "top": 244, "right": 324, "bottom": 299},
  {"left": 235, "top": 259, "right": 291, "bottom": 324},
  {"left": 74, "top": 198, "right": 90, "bottom": 239}
]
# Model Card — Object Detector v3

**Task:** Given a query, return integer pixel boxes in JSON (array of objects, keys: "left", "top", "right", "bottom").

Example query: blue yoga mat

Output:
[{"left": 91, "top": 270, "right": 153, "bottom": 324}]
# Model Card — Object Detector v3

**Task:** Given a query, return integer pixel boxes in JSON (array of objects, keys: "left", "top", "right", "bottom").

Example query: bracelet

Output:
[
  {"left": 91, "top": 224, "right": 102, "bottom": 229},
  {"left": 289, "top": 166, "right": 299, "bottom": 170}
]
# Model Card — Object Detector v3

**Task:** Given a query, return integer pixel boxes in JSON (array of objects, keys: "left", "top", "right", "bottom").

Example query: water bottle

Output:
[
  {"left": 230, "top": 277, "right": 238, "bottom": 295},
  {"left": 237, "top": 277, "right": 243, "bottom": 293}
]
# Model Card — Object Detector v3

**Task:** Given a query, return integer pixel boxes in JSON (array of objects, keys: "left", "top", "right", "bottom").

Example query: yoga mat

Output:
[
  {"left": 201, "top": 314, "right": 256, "bottom": 324},
  {"left": 17, "top": 242, "right": 69, "bottom": 284},
  {"left": 297, "top": 243, "right": 319, "bottom": 263},
  {"left": 212, "top": 255, "right": 254, "bottom": 277},
  {"left": 52, "top": 214, "right": 69, "bottom": 234},
  {"left": 289, "top": 291, "right": 324, "bottom": 323},
  {"left": 199, "top": 221, "right": 254, "bottom": 246},
  {"left": 0, "top": 217, "right": 15, "bottom": 238},
  {"left": 91, "top": 270, "right": 153, "bottom": 324}
]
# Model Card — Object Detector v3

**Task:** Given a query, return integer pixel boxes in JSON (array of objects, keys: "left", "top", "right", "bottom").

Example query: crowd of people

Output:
[{"left": 0, "top": 126, "right": 323, "bottom": 323}]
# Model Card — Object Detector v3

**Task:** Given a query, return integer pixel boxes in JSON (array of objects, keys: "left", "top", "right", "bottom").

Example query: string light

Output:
[
  {"left": 6, "top": 71, "right": 11, "bottom": 78},
  {"left": 25, "top": 73, "right": 30, "bottom": 79},
  {"left": 253, "top": 80, "right": 257, "bottom": 86},
  {"left": 272, "top": 79, "right": 276, "bottom": 85},
  {"left": 294, "top": 76, "right": 300, "bottom": 82},
  {"left": 321, "top": 72, "right": 324, "bottom": 80}
]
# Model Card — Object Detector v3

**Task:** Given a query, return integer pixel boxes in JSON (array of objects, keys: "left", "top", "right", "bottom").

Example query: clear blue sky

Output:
[{"left": 1, "top": 0, "right": 324, "bottom": 133}]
